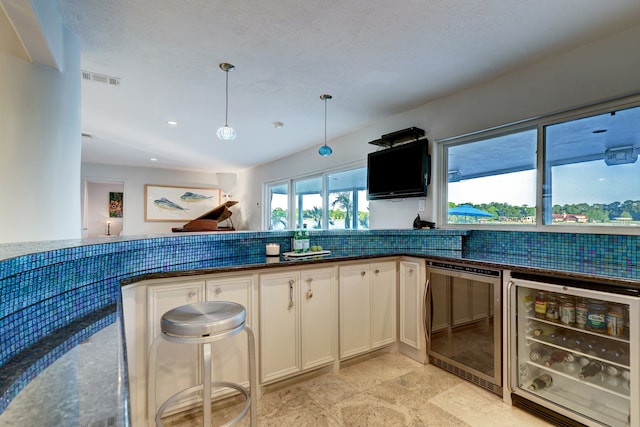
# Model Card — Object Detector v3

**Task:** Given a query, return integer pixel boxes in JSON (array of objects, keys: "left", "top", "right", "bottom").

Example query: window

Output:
[
  {"left": 326, "top": 168, "right": 368, "bottom": 229},
  {"left": 445, "top": 128, "right": 537, "bottom": 225},
  {"left": 294, "top": 176, "right": 323, "bottom": 229},
  {"left": 441, "top": 95, "right": 640, "bottom": 231},
  {"left": 265, "top": 166, "right": 368, "bottom": 230},
  {"left": 543, "top": 104, "right": 640, "bottom": 227},
  {"left": 267, "top": 182, "right": 288, "bottom": 230}
]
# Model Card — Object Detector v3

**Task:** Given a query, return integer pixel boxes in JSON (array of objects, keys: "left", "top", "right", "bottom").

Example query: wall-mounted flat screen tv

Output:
[{"left": 367, "top": 139, "right": 430, "bottom": 200}]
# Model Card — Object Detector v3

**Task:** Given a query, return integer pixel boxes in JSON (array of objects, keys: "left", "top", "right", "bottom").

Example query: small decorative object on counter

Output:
[
  {"left": 265, "top": 243, "right": 280, "bottom": 256},
  {"left": 293, "top": 224, "right": 303, "bottom": 253},
  {"left": 300, "top": 224, "right": 310, "bottom": 252},
  {"left": 528, "top": 373, "right": 553, "bottom": 391}
]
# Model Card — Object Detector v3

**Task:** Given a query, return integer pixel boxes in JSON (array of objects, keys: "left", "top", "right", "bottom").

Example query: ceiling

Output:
[{"left": 53, "top": 0, "right": 640, "bottom": 173}]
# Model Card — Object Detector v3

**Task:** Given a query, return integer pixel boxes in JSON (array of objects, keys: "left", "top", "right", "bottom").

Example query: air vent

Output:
[{"left": 81, "top": 70, "right": 121, "bottom": 87}]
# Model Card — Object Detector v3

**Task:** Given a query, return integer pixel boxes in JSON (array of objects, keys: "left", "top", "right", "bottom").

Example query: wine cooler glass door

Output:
[{"left": 510, "top": 277, "right": 639, "bottom": 427}]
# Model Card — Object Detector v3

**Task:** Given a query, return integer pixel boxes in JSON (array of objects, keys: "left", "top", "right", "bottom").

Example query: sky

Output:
[{"left": 448, "top": 160, "right": 640, "bottom": 206}]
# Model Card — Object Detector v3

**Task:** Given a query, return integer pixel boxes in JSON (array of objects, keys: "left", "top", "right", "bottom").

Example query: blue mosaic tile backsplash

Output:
[{"left": 1, "top": 228, "right": 638, "bottom": 413}]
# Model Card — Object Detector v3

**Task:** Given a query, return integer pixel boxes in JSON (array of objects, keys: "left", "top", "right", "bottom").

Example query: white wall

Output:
[
  {"left": 240, "top": 23, "right": 640, "bottom": 231},
  {"left": 0, "top": 5, "right": 81, "bottom": 244},
  {"left": 81, "top": 163, "right": 236, "bottom": 236}
]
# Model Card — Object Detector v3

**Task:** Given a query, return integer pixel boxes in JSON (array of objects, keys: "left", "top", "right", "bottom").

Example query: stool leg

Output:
[
  {"left": 246, "top": 326, "right": 257, "bottom": 427},
  {"left": 148, "top": 336, "right": 162, "bottom": 427},
  {"left": 203, "top": 342, "right": 212, "bottom": 427}
]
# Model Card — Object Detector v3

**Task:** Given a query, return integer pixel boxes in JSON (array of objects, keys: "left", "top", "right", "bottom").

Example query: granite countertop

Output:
[{"left": 121, "top": 249, "right": 640, "bottom": 290}]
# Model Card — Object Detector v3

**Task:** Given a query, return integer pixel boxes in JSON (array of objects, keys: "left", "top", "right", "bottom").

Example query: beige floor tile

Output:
[{"left": 428, "top": 382, "right": 553, "bottom": 427}]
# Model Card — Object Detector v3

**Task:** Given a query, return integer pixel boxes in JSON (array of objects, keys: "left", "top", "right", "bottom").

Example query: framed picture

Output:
[
  {"left": 109, "top": 192, "right": 124, "bottom": 218},
  {"left": 144, "top": 184, "right": 221, "bottom": 222}
]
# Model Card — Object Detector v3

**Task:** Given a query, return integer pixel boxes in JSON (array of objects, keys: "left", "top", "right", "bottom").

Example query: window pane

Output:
[
  {"left": 326, "top": 167, "right": 368, "bottom": 229},
  {"left": 268, "top": 182, "right": 288, "bottom": 230},
  {"left": 544, "top": 104, "right": 640, "bottom": 226},
  {"left": 446, "top": 129, "right": 537, "bottom": 224},
  {"left": 295, "top": 176, "right": 323, "bottom": 229}
]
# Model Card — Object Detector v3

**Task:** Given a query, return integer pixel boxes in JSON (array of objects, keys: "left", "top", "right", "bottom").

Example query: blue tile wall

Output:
[
  {"left": 465, "top": 230, "right": 640, "bottom": 278},
  {"left": 2, "top": 228, "right": 638, "bottom": 413}
]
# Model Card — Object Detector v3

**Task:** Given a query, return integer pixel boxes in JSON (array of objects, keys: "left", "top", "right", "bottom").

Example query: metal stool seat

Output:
[{"left": 148, "top": 301, "right": 257, "bottom": 427}]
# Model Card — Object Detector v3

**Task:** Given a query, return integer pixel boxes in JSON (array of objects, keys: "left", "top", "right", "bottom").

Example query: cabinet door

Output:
[
  {"left": 206, "top": 276, "right": 253, "bottom": 391},
  {"left": 300, "top": 268, "right": 336, "bottom": 370},
  {"left": 339, "top": 264, "right": 371, "bottom": 359},
  {"left": 260, "top": 271, "right": 300, "bottom": 383},
  {"left": 370, "top": 261, "right": 396, "bottom": 349},
  {"left": 400, "top": 260, "right": 422, "bottom": 350},
  {"left": 147, "top": 282, "right": 204, "bottom": 409}
]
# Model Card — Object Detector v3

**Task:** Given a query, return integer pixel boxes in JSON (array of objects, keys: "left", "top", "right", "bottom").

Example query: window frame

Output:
[{"left": 263, "top": 162, "right": 368, "bottom": 231}]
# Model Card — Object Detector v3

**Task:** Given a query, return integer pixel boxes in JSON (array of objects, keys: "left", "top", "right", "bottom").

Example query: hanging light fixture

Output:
[
  {"left": 318, "top": 94, "right": 333, "bottom": 156},
  {"left": 217, "top": 63, "right": 236, "bottom": 141}
]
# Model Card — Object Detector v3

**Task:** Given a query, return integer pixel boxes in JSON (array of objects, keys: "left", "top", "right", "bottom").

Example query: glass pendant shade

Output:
[
  {"left": 217, "top": 125, "right": 236, "bottom": 140},
  {"left": 318, "top": 144, "right": 332, "bottom": 156},
  {"left": 217, "top": 63, "right": 236, "bottom": 141},
  {"left": 319, "top": 94, "right": 333, "bottom": 157}
]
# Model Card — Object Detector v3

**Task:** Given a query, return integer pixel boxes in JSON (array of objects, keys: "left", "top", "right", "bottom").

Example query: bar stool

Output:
[{"left": 148, "top": 301, "right": 257, "bottom": 427}]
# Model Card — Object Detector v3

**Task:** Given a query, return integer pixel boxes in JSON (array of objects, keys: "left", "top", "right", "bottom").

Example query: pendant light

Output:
[
  {"left": 217, "top": 63, "right": 236, "bottom": 141},
  {"left": 318, "top": 94, "right": 333, "bottom": 157}
]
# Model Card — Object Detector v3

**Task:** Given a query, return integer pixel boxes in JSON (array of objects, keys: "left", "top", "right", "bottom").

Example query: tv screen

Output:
[{"left": 367, "top": 139, "right": 430, "bottom": 200}]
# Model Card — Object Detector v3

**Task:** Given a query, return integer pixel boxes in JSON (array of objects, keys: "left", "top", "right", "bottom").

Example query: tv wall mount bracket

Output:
[{"left": 368, "top": 127, "right": 426, "bottom": 148}]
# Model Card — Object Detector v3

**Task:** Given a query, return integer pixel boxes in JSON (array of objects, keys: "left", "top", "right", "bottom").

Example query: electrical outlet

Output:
[{"left": 418, "top": 199, "right": 425, "bottom": 212}]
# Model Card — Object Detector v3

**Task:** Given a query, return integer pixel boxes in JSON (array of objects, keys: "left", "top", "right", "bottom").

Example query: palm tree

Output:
[
  {"left": 305, "top": 206, "right": 323, "bottom": 229},
  {"left": 270, "top": 207, "right": 288, "bottom": 230},
  {"left": 331, "top": 192, "right": 353, "bottom": 229}
]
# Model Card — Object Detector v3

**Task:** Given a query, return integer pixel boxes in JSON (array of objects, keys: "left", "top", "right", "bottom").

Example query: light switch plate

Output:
[{"left": 418, "top": 199, "right": 425, "bottom": 212}]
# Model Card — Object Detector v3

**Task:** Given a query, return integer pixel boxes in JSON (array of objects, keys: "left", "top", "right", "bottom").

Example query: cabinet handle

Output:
[
  {"left": 288, "top": 280, "right": 294, "bottom": 310},
  {"left": 361, "top": 271, "right": 366, "bottom": 277},
  {"left": 409, "top": 268, "right": 414, "bottom": 274},
  {"left": 188, "top": 291, "right": 196, "bottom": 299},
  {"left": 374, "top": 269, "right": 380, "bottom": 275},
  {"left": 214, "top": 287, "right": 222, "bottom": 295},
  {"left": 306, "top": 278, "right": 313, "bottom": 284}
]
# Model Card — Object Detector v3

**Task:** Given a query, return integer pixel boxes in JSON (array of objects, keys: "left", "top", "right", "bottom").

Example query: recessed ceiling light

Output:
[
  {"left": 273, "top": 121, "right": 284, "bottom": 128},
  {"left": 150, "top": 158, "right": 157, "bottom": 162},
  {"left": 167, "top": 120, "right": 178, "bottom": 126}
]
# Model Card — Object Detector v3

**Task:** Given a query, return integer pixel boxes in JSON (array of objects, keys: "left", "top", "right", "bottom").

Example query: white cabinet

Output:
[
  {"left": 259, "top": 267, "right": 337, "bottom": 384},
  {"left": 147, "top": 280, "right": 205, "bottom": 412},
  {"left": 205, "top": 275, "right": 255, "bottom": 394},
  {"left": 339, "top": 260, "right": 396, "bottom": 360},
  {"left": 399, "top": 259, "right": 425, "bottom": 349}
]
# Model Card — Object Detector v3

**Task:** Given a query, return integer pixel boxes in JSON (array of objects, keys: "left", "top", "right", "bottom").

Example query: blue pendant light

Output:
[
  {"left": 318, "top": 94, "right": 333, "bottom": 156},
  {"left": 217, "top": 63, "right": 236, "bottom": 141}
]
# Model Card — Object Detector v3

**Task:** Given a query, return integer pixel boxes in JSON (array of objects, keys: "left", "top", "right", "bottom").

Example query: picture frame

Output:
[
  {"left": 144, "top": 184, "right": 221, "bottom": 222},
  {"left": 109, "top": 191, "right": 124, "bottom": 218}
]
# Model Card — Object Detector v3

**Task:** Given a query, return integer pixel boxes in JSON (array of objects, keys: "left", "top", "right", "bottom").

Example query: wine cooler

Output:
[{"left": 508, "top": 273, "right": 639, "bottom": 426}]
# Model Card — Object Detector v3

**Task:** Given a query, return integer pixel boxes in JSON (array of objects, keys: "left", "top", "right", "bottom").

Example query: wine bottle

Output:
[
  {"left": 301, "top": 224, "right": 310, "bottom": 252},
  {"left": 545, "top": 350, "right": 569, "bottom": 367},
  {"left": 579, "top": 360, "right": 604, "bottom": 379},
  {"left": 293, "top": 224, "right": 302, "bottom": 253},
  {"left": 529, "top": 344, "right": 550, "bottom": 363},
  {"left": 528, "top": 373, "right": 553, "bottom": 391}
]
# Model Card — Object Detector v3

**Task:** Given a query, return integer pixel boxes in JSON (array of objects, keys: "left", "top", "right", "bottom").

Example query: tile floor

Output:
[{"left": 163, "top": 350, "right": 553, "bottom": 427}]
